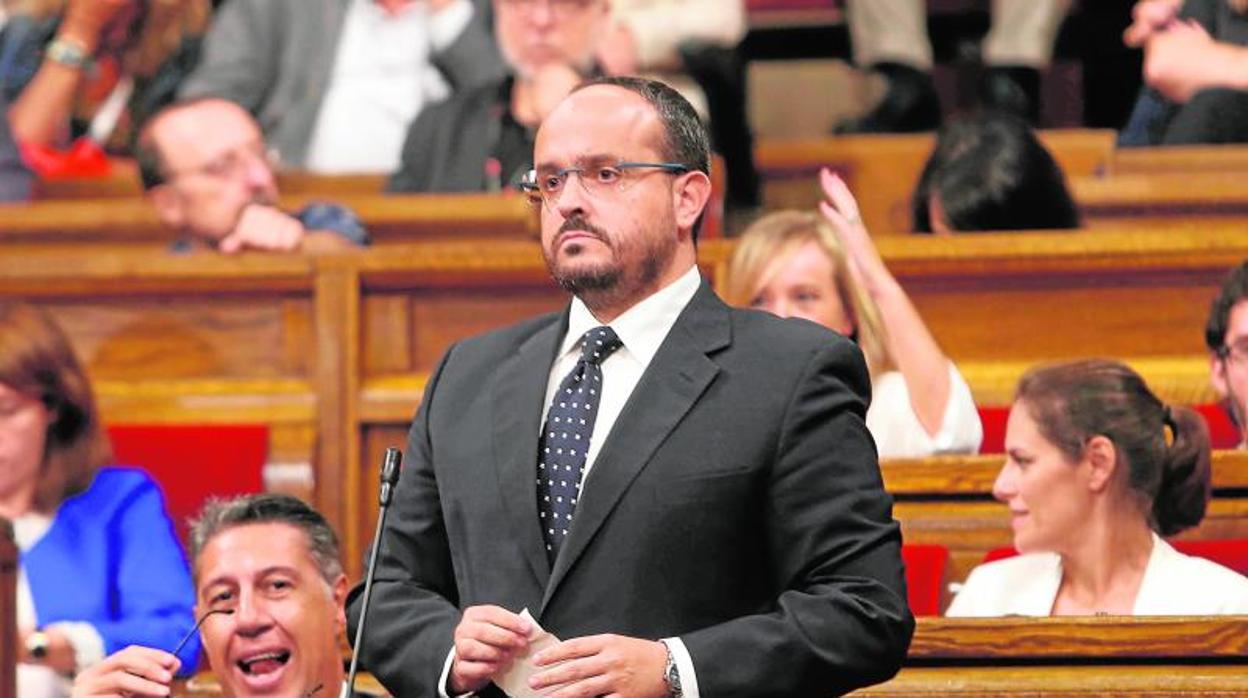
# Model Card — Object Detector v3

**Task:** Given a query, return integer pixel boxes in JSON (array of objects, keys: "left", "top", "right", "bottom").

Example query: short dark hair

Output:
[
  {"left": 912, "top": 112, "right": 1080, "bottom": 233},
  {"left": 1016, "top": 359, "right": 1211, "bottom": 537},
  {"left": 1205, "top": 261, "right": 1248, "bottom": 352},
  {"left": 189, "top": 493, "right": 343, "bottom": 584},
  {"left": 572, "top": 76, "right": 711, "bottom": 238}
]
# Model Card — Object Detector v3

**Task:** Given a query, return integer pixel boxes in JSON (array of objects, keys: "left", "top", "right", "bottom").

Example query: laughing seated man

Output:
[
  {"left": 70, "top": 494, "right": 349, "bottom": 698},
  {"left": 136, "top": 99, "right": 370, "bottom": 254}
]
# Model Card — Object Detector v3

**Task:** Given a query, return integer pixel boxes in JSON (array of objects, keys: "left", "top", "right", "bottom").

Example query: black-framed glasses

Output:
[{"left": 518, "top": 162, "right": 691, "bottom": 210}]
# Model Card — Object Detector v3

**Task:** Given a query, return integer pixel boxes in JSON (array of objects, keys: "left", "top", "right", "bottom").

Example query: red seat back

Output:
[
  {"left": 1171, "top": 539, "right": 1248, "bottom": 576},
  {"left": 902, "top": 544, "right": 949, "bottom": 616},
  {"left": 107, "top": 425, "right": 267, "bottom": 543}
]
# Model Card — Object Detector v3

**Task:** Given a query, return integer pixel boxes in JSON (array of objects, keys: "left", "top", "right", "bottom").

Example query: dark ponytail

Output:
[
  {"left": 1153, "top": 405, "right": 1212, "bottom": 536},
  {"left": 1016, "top": 360, "right": 1214, "bottom": 537}
]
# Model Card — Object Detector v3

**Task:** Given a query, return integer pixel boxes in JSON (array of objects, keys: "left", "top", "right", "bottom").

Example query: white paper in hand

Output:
[{"left": 494, "top": 609, "right": 568, "bottom": 697}]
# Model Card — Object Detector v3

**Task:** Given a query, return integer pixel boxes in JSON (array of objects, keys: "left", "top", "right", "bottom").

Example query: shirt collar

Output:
[{"left": 562, "top": 265, "right": 702, "bottom": 367}]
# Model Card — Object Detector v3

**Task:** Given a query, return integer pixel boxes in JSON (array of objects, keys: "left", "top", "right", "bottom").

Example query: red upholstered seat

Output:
[
  {"left": 107, "top": 425, "right": 267, "bottom": 543},
  {"left": 975, "top": 403, "right": 1241, "bottom": 454},
  {"left": 902, "top": 543, "right": 949, "bottom": 616},
  {"left": 982, "top": 541, "right": 1248, "bottom": 577}
]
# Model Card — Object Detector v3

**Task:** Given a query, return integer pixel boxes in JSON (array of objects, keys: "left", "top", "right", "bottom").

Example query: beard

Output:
[{"left": 543, "top": 214, "right": 676, "bottom": 308}]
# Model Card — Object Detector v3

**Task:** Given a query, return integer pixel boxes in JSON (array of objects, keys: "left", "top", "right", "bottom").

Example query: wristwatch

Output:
[
  {"left": 45, "top": 38, "right": 92, "bottom": 70},
  {"left": 660, "top": 640, "right": 682, "bottom": 697},
  {"left": 26, "top": 630, "right": 50, "bottom": 660}
]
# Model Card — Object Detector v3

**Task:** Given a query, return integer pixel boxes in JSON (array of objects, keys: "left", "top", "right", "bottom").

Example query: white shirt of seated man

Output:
[{"left": 304, "top": 0, "right": 475, "bottom": 173}]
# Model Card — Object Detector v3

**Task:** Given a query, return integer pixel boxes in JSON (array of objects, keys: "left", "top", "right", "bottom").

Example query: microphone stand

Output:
[{"left": 340, "top": 447, "right": 402, "bottom": 698}]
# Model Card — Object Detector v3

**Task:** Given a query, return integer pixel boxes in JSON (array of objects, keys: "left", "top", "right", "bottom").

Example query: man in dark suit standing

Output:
[{"left": 349, "top": 76, "right": 913, "bottom": 697}]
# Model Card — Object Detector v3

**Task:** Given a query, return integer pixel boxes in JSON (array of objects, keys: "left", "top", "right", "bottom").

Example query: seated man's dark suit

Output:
[
  {"left": 388, "top": 78, "right": 531, "bottom": 193},
  {"left": 349, "top": 280, "right": 913, "bottom": 696}
]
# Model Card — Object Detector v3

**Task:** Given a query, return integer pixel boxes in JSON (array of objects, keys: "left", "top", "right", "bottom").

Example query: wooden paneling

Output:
[
  {"left": 0, "top": 520, "right": 14, "bottom": 698},
  {"left": 0, "top": 194, "right": 535, "bottom": 246},
  {"left": 852, "top": 617, "right": 1248, "bottom": 696},
  {"left": 755, "top": 130, "right": 1117, "bottom": 234}
]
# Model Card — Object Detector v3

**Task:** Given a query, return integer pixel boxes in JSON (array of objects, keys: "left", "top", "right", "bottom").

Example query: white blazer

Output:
[{"left": 947, "top": 534, "right": 1248, "bottom": 616}]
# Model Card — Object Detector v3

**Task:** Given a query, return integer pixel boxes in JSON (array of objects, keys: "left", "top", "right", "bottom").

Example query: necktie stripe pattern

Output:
[{"left": 536, "top": 326, "right": 623, "bottom": 563}]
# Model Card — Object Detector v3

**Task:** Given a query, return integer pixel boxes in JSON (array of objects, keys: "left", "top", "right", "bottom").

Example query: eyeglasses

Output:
[
  {"left": 498, "top": 0, "right": 599, "bottom": 17},
  {"left": 166, "top": 141, "right": 280, "bottom": 182},
  {"left": 519, "top": 162, "right": 691, "bottom": 210}
]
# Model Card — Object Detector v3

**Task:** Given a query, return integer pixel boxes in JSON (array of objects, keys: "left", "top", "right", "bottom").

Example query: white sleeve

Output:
[
  {"left": 866, "top": 362, "right": 983, "bottom": 459},
  {"left": 46, "top": 621, "right": 106, "bottom": 671},
  {"left": 428, "top": 0, "right": 474, "bottom": 51},
  {"left": 615, "top": 0, "right": 747, "bottom": 68}
]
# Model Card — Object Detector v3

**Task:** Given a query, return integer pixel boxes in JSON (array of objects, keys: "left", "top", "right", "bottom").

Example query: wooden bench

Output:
[
  {"left": 755, "top": 130, "right": 1118, "bottom": 234},
  {"left": 882, "top": 451, "right": 1248, "bottom": 599},
  {"left": 1108, "top": 144, "right": 1248, "bottom": 176},
  {"left": 32, "top": 161, "right": 387, "bottom": 200},
  {"left": 0, "top": 193, "right": 537, "bottom": 245},
  {"left": 5, "top": 224, "right": 1245, "bottom": 576},
  {"left": 854, "top": 616, "right": 1248, "bottom": 696},
  {"left": 0, "top": 521, "right": 14, "bottom": 698}
]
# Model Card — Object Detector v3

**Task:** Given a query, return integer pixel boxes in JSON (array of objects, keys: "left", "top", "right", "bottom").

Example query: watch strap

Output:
[{"left": 45, "top": 38, "right": 93, "bottom": 70}]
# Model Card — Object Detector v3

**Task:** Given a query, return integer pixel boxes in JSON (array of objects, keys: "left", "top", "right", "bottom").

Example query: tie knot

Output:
[{"left": 578, "top": 326, "right": 623, "bottom": 365}]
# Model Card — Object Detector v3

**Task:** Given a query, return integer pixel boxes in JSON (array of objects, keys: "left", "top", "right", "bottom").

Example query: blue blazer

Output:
[{"left": 21, "top": 467, "right": 200, "bottom": 670}]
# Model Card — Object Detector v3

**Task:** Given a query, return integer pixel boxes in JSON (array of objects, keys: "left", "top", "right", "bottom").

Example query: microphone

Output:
[{"left": 341, "top": 447, "right": 402, "bottom": 698}]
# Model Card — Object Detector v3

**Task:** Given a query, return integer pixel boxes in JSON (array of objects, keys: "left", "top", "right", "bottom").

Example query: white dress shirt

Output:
[
  {"left": 440, "top": 264, "right": 705, "bottom": 697},
  {"left": 304, "top": 0, "right": 473, "bottom": 173}
]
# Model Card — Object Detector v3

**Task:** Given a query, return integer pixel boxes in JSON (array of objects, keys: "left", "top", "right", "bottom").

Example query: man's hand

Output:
[
  {"left": 59, "top": 0, "right": 136, "bottom": 53},
  {"left": 71, "top": 645, "right": 180, "bottom": 698},
  {"left": 219, "top": 204, "right": 306, "bottom": 254},
  {"left": 530, "top": 634, "right": 668, "bottom": 698},
  {"left": 596, "top": 22, "right": 641, "bottom": 76},
  {"left": 1123, "top": 0, "right": 1183, "bottom": 47},
  {"left": 449, "top": 605, "right": 531, "bottom": 695},
  {"left": 1143, "top": 20, "right": 1232, "bottom": 103}
]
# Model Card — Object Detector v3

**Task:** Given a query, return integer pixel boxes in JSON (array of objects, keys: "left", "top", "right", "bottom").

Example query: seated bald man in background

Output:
[{"left": 136, "top": 98, "right": 370, "bottom": 254}]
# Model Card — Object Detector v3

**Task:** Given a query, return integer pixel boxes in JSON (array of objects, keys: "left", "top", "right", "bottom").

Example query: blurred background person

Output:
[
  {"left": 948, "top": 359, "right": 1248, "bottom": 616},
  {"left": 1206, "top": 260, "right": 1248, "bottom": 448},
  {"left": 0, "top": 302, "right": 197, "bottom": 698},
  {"left": 838, "top": 0, "right": 1071, "bottom": 132},
  {"left": 179, "top": 0, "right": 505, "bottom": 174},
  {"left": 1120, "top": 0, "right": 1248, "bottom": 145},
  {"left": 912, "top": 112, "right": 1079, "bottom": 233},
  {"left": 388, "top": 0, "right": 609, "bottom": 194},
  {"left": 137, "top": 98, "right": 369, "bottom": 254},
  {"left": 0, "top": 0, "right": 209, "bottom": 172},
  {"left": 599, "top": 0, "right": 758, "bottom": 212},
  {"left": 724, "top": 169, "right": 982, "bottom": 458}
]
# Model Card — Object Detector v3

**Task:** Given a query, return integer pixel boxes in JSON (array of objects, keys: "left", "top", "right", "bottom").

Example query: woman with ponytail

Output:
[{"left": 948, "top": 359, "right": 1248, "bottom": 616}]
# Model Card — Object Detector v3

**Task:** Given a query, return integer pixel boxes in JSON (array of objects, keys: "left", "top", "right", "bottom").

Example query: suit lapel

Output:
[
  {"left": 491, "top": 313, "right": 567, "bottom": 590},
  {"left": 541, "top": 283, "right": 732, "bottom": 611}
]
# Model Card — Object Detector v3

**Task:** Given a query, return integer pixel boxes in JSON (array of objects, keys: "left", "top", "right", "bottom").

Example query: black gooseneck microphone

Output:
[{"left": 340, "top": 447, "right": 402, "bottom": 698}]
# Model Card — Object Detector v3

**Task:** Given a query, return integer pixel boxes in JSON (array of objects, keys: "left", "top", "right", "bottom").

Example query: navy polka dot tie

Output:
[{"left": 536, "top": 326, "right": 623, "bottom": 563}]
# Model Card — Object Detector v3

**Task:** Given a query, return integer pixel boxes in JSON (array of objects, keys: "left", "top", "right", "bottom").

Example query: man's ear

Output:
[
  {"left": 673, "top": 170, "right": 712, "bottom": 238},
  {"left": 332, "top": 574, "right": 349, "bottom": 633},
  {"left": 1211, "top": 352, "right": 1230, "bottom": 399},
  {"left": 1084, "top": 434, "right": 1118, "bottom": 493},
  {"left": 148, "top": 184, "right": 185, "bottom": 229}
]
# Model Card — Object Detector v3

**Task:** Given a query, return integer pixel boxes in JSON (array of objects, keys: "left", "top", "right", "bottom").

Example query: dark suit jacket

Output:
[
  {"left": 387, "top": 78, "right": 513, "bottom": 194},
  {"left": 348, "top": 281, "right": 913, "bottom": 697}
]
